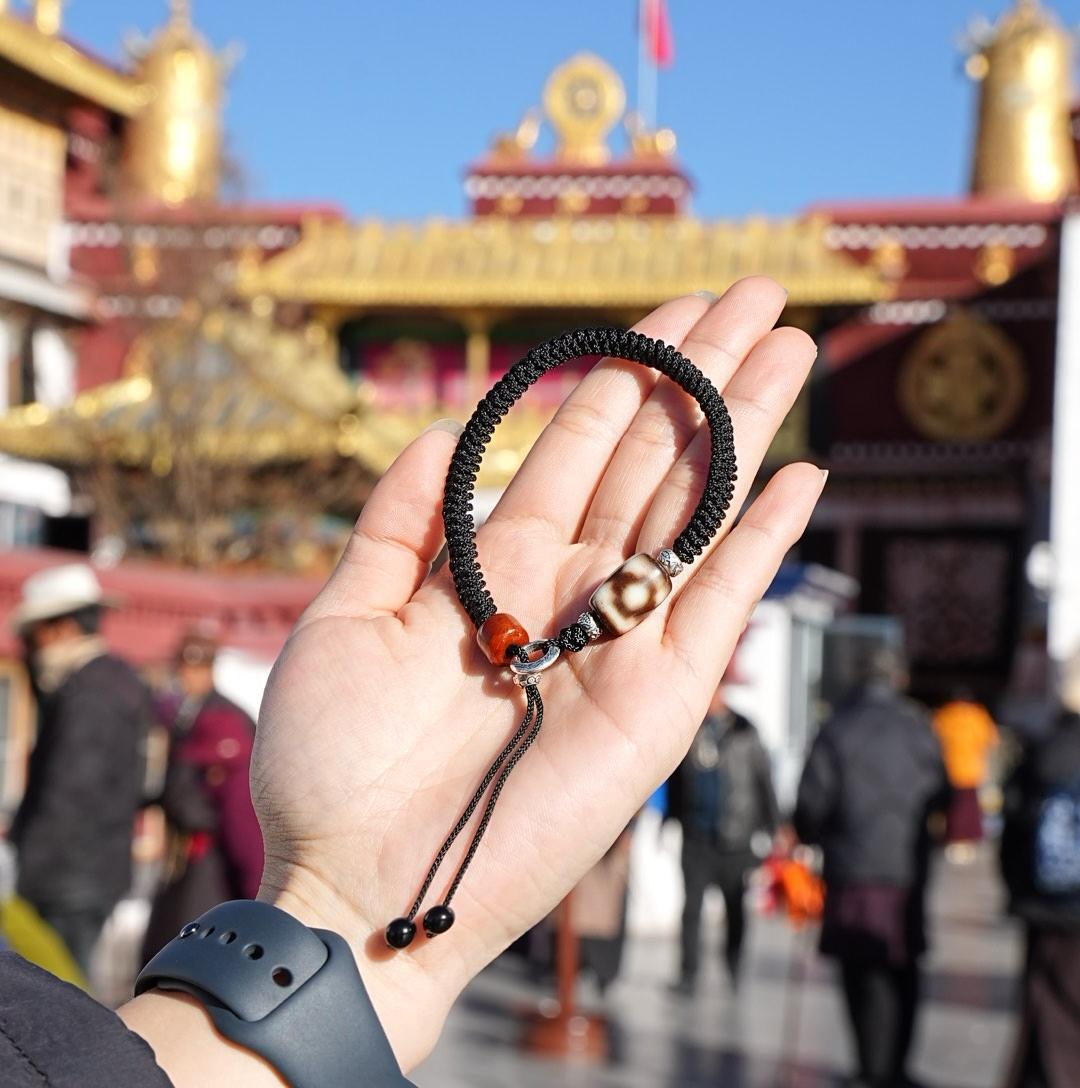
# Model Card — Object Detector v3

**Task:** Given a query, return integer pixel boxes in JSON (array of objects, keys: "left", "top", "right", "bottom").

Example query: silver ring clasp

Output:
[{"left": 509, "top": 639, "right": 561, "bottom": 686}]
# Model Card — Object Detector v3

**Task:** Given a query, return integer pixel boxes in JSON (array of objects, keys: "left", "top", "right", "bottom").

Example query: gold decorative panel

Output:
[{"left": 899, "top": 312, "right": 1027, "bottom": 441}]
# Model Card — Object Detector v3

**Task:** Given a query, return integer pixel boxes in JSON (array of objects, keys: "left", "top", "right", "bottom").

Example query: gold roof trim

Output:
[
  {"left": 0, "top": 378, "right": 547, "bottom": 488},
  {"left": 240, "top": 214, "right": 891, "bottom": 309},
  {"left": 0, "top": 312, "right": 362, "bottom": 468},
  {"left": 0, "top": 12, "right": 144, "bottom": 116}
]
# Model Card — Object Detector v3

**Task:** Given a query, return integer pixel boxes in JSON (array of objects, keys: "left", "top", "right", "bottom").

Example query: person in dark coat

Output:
[
  {"left": 794, "top": 646, "right": 949, "bottom": 1088},
  {"left": 667, "top": 687, "right": 780, "bottom": 992},
  {"left": 999, "top": 651, "right": 1080, "bottom": 1088},
  {"left": 141, "top": 628, "right": 263, "bottom": 963},
  {"left": 9, "top": 564, "right": 149, "bottom": 974}
]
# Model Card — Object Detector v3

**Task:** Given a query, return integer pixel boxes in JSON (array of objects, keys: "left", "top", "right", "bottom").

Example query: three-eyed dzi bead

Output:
[
  {"left": 476, "top": 612, "right": 529, "bottom": 665},
  {"left": 589, "top": 553, "right": 673, "bottom": 636}
]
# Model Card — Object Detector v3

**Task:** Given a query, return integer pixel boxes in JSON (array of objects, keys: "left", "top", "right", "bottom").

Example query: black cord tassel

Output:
[{"left": 384, "top": 680, "right": 544, "bottom": 948}]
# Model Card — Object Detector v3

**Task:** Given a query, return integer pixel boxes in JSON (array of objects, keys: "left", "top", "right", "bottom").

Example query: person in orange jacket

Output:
[{"left": 932, "top": 688, "right": 999, "bottom": 862}]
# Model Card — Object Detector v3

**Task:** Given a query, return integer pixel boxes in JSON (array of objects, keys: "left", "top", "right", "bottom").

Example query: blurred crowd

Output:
[{"left": 3, "top": 562, "right": 1080, "bottom": 1088}]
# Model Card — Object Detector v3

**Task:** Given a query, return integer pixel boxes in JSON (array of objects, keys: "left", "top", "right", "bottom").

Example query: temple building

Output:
[
  {"left": 0, "top": 0, "right": 1077, "bottom": 778},
  {"left": 237, "top": 3, "right": 1080, "bottom": 702}
]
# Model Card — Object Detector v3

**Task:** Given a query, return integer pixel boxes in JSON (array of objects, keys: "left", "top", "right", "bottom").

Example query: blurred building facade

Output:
[{"left": 0, "top": 0, "right": 1076, "bottom": 767}]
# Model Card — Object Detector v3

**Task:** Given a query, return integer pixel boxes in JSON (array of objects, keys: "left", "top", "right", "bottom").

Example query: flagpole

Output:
[{"left": 637, "top": 0, "right": 657, "bottom": 128}]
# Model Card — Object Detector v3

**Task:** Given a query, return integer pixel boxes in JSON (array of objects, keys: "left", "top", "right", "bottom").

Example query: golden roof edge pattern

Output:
[{"left": 239, "top": 214, "right": 893, "bottom": 308}]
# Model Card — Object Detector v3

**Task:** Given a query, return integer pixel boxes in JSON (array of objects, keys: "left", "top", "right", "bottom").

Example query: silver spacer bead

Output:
[
  {"left": 577, "top": 611, "right": 602, "bottom": 642},
  {"left": 655, "top": 548, "right": 684, "bottom": 578},
  {"left": 513, "top": 672, "right": 540, "bottom": 688}
]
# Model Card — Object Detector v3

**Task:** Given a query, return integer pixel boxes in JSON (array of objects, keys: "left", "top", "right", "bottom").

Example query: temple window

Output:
[{"left": 337, "top": 316, "right": 466, "bottom": 412}]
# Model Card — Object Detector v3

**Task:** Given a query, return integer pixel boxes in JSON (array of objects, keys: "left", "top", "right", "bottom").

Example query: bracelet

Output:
[{"left": 385, "top": 327, "right": 736, "bottom": 950}]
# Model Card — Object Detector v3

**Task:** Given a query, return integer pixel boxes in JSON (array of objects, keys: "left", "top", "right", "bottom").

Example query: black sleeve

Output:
[
  {"left": 0, "top": 952, "right": 173, "bottom": 1087},
  {"left": 999, "top": 748, "right": 1035, "bottom": 904},
  {"left": 160, "top": 757, "right": 218, "bottom": 833},
  {"left": 665, "top": 760, "right": 685, "bottom": 826},
  {"left": 925, "top": 727, "right": 953, "bottom": 823},
  {"left": 752, "top": 740, "right": 782, "bottom": 834},
  {"left": 794, "top": 731, "right": 838, "bottom": 845}
]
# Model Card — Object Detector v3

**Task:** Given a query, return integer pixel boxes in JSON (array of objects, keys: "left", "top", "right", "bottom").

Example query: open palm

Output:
[{"left": 252, "top": 279, "right": 824, "bottom": 1070}]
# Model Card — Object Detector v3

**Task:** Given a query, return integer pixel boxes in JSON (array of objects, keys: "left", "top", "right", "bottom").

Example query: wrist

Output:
[
  {"left": 257, "top": 864, "right": 461, "bottom": 1072},
  {"left": 120, "top": 989, "right": 286, "bottom": 1087}
]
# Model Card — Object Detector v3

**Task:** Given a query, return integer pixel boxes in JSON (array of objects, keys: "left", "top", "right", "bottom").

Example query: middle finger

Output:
[{"left": 578, "top": 276, "right": 788, "bottom": 554}]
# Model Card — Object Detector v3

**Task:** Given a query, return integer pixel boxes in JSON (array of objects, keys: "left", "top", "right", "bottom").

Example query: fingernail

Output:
[
  {"left": 693, "top": 289, "right": 718, "bottom": 302},
  {"left": 819, "top": 468, "right": 829, "bottom": 486},
  {"left": 423, "top": 417, "right": 465, "bottom": 437}
]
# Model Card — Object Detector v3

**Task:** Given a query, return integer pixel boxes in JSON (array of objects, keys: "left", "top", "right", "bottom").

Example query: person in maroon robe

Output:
[{"left": 141, "top": 629, "right": 263, "bottom": 963}]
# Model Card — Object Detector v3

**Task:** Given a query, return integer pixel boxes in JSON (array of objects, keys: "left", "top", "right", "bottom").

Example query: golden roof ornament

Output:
[
  {"left": 965, "top": 0, "right": 1078, "bottom": 201},
  {"left": 121, "top": 1, "right": 239, "bottom": 205},
  {"left": 489, "top": 108, "right": 541, "bottom": 160},
  {"left": 543, "top": 53, "right": 625, "bottom": 164},
  {"left": 624, "top": 111, "right": 677, "bottom": 158},
  {"left": 32, "top": 0, "right": 63, "bottom": 35}
]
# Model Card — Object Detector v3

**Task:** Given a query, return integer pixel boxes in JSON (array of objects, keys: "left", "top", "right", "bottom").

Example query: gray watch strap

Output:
[{"left": 136, "top": 900, "right": 415, "bottom": 1088}]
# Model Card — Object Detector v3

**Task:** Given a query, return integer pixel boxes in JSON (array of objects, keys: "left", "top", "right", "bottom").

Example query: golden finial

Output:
[
  {"left": 966, "top": 0, "right": 1077, "bottom": 200},
  {"left": 169, "top": 0, "right": 192, "bottom": 30},
  {"left": 121, "top": 0, "right": 231, "bottom": 204}
]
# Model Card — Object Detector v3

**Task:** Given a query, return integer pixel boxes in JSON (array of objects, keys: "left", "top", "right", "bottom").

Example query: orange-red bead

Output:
[{"left": 477, "top": 612, "right": 529, "bottom": 665}]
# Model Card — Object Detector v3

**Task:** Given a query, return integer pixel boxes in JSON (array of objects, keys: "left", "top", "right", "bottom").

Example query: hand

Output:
[{"left": 123, "top": 281, "right": 824, "bottom": 1081}]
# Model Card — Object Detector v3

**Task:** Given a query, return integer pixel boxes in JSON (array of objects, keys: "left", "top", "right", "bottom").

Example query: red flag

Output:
[{"left": 642, "top": 0, "right": 674, "bottom": 68}]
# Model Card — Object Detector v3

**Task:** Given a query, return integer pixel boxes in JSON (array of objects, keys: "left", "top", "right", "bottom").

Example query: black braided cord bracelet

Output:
[{"left": 384, "top": 326, "right": 737, "bottom": 950}]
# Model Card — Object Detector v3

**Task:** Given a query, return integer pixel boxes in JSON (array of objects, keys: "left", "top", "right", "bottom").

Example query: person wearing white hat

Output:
[{"left": 9, "top": 563, "right": 150, "bottom": 975}]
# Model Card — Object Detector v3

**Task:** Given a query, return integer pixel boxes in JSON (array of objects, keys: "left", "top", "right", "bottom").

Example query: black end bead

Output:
[
  {"left": 423, "top": 904, "right": 455, "bottom": 938},
  {"left": 385, "top": 917, "right": 416, "bottom": 949}
]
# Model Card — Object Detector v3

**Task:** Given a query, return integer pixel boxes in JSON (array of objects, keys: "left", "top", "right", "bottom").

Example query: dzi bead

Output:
[
  {"left": 476, "top": 612, "right": 529, "bottom": 665},
  {"left": 589, "top": 553, "right": 672, "bottom": 636}
]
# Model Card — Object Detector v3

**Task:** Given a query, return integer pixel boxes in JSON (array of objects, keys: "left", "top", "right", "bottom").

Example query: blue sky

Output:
[{"left": 61, "top": 1, "right": 1080, "bottom": 221}]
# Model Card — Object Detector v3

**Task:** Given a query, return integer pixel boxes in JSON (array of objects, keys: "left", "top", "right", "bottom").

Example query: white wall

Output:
[
  {"left": 1050, "top": 210, "right": 1080, "bottom": 663},
  {"left": 214, "top": 648, "right": 275, "bottom": 722},
  {"left": 0, "top": 312, "right": 11, "bottom": 412},
  {"left": 31, "top": 324, "right": 74, "bottom": 408}
]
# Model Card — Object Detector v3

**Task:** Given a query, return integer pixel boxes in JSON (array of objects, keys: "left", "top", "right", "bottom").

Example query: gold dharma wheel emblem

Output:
[
  {"left": 543, "top": 53, "right": 625, "bottom": 165},
  {"left": 899, "top": 312, "right": 1026, "bottom": 441}
]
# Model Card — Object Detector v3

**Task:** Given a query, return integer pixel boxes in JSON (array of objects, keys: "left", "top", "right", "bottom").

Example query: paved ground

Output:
[{"left": 415, "top": 850, "right": 1022, "bottom": 1088}]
